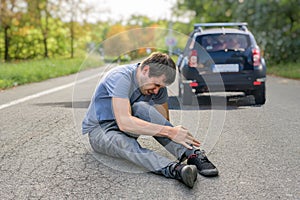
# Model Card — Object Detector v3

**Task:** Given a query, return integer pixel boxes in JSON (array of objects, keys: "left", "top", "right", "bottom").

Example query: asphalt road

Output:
[{"left": 0, "top": 66, "right": 299, "bottom": 200}]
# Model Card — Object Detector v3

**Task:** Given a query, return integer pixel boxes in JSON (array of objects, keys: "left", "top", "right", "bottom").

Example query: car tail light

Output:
[
  {"left": 189, "top": 82, "right": 198, "bottom": 87},
  {"left": 252, "top": 48, "right": 261, "bottom": 66},
  {"left": 253, "top": 81, "right": 262, "bottom": 86},
  {"left": 253, "top": 78, "right": 266, "bottom": 86},
  {"left": 188, "top": 50, "right": 198, "bottom": 67}
]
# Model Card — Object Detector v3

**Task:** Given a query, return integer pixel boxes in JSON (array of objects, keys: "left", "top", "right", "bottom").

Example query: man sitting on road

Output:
[{"left": 82, "top": 52, "right": 218, "bottom": 188}]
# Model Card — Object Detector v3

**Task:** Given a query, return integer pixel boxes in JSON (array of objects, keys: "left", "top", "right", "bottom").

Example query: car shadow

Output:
[{"left": 168, "top": 94, "right": 257, "bottom": 111}]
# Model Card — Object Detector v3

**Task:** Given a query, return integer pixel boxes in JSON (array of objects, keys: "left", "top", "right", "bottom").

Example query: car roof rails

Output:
[{"left": 194, "top": 22, "right": 248, "bottom": 32}]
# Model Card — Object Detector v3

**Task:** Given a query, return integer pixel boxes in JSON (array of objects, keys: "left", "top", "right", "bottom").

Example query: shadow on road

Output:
[
  {"left": 35, "top": 101, "right": 90, "bottom": 109},
  {"left": 36, "top": 94, "right": 258, "bottom": 110},
  {"left": 168, "top": 94, "right": 257, "bottom": 110}
]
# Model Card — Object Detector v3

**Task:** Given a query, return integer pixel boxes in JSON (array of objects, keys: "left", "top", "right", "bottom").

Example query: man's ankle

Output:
[{"left": 171, "top": 163, "right": 198, "bottom": 188}]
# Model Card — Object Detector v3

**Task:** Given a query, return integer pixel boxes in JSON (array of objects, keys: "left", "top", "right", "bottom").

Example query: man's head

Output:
[
  {"left": 138, "top": 52, "right": 176, "bottom": 95},
  {"left": 140, "top": 52, "right": 176, "bottom": 85}
]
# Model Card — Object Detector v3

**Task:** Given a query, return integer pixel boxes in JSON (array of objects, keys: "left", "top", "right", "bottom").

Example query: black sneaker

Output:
[
  {"left": 187, "top": 150, "right": 219, "bottom": 177},
  {"left": 173, "top": 163, "right": 198, "bottom": 188}
]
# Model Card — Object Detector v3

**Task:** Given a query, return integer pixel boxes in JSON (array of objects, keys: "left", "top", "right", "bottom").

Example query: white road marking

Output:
[{"left": 0, "top": 73, "right": 101, "bottom": 110}]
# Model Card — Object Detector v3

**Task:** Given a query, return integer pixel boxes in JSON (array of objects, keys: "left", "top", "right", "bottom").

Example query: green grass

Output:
[
  {"left": 0, "top": 55, "right": 102, "bottom": 89},
  {"left": 267, "top": 62, "right": 300, "bottom": 80}
]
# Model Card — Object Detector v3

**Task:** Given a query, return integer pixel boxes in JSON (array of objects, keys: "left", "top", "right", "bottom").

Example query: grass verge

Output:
[
  {"left": 0, "top": 55, "right": 102, "bottom": 89},
  {"left": 267, "top": 62, "right": 300, "bottom": 80}
]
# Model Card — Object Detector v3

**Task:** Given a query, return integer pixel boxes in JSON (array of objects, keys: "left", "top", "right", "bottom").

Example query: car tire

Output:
[
  {"left": 178, "top": 76, "right": 182, "bottom": 98},
  {"left": 252, "top": 84, "right": 266, "bottom": 105},
  {"left": 181, "top": 82, "right": 194, "bottom": 105}
]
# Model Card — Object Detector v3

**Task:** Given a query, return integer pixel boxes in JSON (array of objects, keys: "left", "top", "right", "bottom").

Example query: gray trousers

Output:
[{"left": 88, "top": 101, "right": 189, "bottom": 178}]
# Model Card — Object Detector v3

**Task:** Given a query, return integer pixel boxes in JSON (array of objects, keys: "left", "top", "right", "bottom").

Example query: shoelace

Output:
[{"left": 189, "top": 150, "right": 209, "bottom": 162}]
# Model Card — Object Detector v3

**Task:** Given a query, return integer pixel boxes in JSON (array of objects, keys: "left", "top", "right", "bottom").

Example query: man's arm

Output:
[{"left": 112, "top": 97, "right": 200, "bottom": 149}]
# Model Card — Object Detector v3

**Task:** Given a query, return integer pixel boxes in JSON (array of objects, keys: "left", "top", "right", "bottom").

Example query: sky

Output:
[{"left": 85, "top": 0, "right": 177, "bottom": 23}]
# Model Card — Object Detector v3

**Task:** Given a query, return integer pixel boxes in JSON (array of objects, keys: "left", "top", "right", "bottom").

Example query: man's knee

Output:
[
  {"left": 132, "top": 101, "right": 151, "bottom": 110},
  {"left": 132, "top": 101, "right": 170, "bottom": 126},
  {"left": 131, "top": 101, "right": 153, "bottom": 118}
]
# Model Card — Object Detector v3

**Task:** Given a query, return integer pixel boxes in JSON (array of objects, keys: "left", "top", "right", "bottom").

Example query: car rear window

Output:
[{"left": 196, "top": 33, "right": 250, "bottom": 52}]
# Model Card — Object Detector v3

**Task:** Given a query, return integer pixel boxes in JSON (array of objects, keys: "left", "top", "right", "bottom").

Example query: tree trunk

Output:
[
  {"left": 70, "top": 20, "right": 74, "bottom": 58},
  {"left": 4, "top": 26, "right": 10, "bottom": 61},
  {"left": 43, "top": 36, "right": 48, "bottom": 58}
]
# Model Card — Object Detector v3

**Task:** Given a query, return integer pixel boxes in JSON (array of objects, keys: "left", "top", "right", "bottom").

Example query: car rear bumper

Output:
[{"left": 181, "top": 66, "right": 266, "bottom": 93}]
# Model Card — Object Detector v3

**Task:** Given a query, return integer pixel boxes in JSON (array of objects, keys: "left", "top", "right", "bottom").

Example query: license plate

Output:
[{"left": 212, "top": 64, "right": 239, "bottom": 72}]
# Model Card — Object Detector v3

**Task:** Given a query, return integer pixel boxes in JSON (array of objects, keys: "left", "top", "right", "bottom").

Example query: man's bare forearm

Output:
[{"left": 117, "top": 114, "right": 172, "bottom": 138}]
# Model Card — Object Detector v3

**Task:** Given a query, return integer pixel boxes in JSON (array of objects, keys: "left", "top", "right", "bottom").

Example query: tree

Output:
[
  {"left": 57, "top": 0, "right": 95, "bottom": 58},
  {"left": 0, "top": 0, "right": 20, "bottom": 61},
  {"left": 175, "top": 0, "right": 240, "bottom": 23},
  {"left": 234, "top": 0, "right": 300, "bottom": 63},
  {"left": 174, "top": 0, "right": 300, "bottom": 63},
  {"left": 25, "top": 0, "right": 53, "bottom": 58}
]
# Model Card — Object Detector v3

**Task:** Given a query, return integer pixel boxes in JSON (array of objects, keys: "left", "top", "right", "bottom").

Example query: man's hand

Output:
[{"left": 169, "top": 125, "right": 201, "bottom": 149}]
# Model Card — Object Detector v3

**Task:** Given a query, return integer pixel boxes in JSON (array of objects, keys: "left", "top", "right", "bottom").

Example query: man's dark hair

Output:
[{"left": 140, "top": 52, "right": 176, "bottom": 85}]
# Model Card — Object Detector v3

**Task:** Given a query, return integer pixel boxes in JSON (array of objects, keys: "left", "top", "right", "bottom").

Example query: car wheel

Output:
[
  {"left": 178, "top": 76, "right": 182, "bottom": 98},
  {"left": 252, "top": 84, "right": 266, "bottom": 105},
  {"left": 181, "top": 82, "right": 194, "bottom": 105}
]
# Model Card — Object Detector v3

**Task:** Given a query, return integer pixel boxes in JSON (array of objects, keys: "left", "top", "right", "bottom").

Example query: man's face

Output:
[{"left": 138, "top": 66, "right": 167, "bottom": 95}]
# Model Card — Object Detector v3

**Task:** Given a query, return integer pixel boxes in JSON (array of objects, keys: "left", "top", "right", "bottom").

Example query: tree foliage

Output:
[
  {"left": 174, "top": 0, "right": 300, "bottom": 64},
  {"left": 0, "top": 1, "right": 168, "bottom": 62},
  {"left": 0, "top": 0, "right": 91, "bottom": 61},
  {"left": 0, "top": 0, "right": 298, "bottom": 64}
]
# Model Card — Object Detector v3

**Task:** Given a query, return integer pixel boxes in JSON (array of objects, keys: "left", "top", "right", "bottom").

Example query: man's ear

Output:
[{"left": 142, "top": 65, "right": 150, "bottom": 75}]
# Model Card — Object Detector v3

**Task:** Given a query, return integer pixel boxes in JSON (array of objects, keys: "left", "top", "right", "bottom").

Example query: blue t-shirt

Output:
[{"left": 82, "top": 63, "right": 168, "bottom": 134}]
